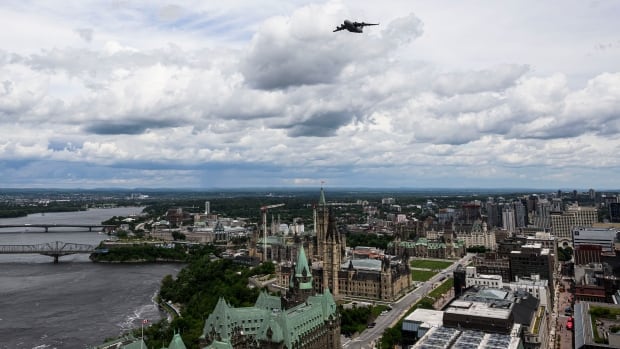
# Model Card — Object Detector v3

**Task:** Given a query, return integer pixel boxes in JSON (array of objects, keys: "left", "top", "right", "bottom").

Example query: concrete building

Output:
[
  {"left": 486, "top": 200, "right": 501, "bottom": 228},
  {"left": 514, "top": 200, "right": 527, "bottom": 228},
  {"left": 574, "top": 263, "right": 620, "bottom": 303},
  {"left": 472, "top": 253, "right": 512, "bottom": 283},
  {"left": 574, "top": 302, "right": 620, "bottom": 349},
  {"left": 498, "top": 232, "right": 558, "bottom": 264},
  {"left": 509, "top": 243, "right": 555, "bottom": 297},
  {"left": 573, "top": 226, "right": 620, "bottom": 254},
  {"left": 503, "top": 206, "right": 517, "bottom": 233},
  {"left": 551, "top": 203, "right": 598, "bottom": 245},
  {"left": 460, "top": 266, "right": 552, "bottom": 309},
  {"left": 610, "top": 202, "right": 620, "bottom": 223},
  {"left": 401, "top": 308, "right": 444, "bottom": 346},
  {"left": 442, "top": 286, "right": 547, "bottom": 349},
  {"left": 410, "top": 326, "right": 522, "bottom": 349}
]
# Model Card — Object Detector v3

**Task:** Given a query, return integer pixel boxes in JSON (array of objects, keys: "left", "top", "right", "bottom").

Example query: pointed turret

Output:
[
  {"left": 319, "top": 186, "right": 326, "bottom": 207},
  {"left": 287, "top": 244, "right": 315, "bottom": 307},
  {"left": 168, "top": 331, "right": 188, "bottom": 349},
  {"left": 203, "top": 298, "right": 232, "bottom": 341},
  {"left": 294, "top": 244, "right": 313, "bottom": 289},
  {"left": 295, "top": 245, "right": 310, "bottom": 275}
]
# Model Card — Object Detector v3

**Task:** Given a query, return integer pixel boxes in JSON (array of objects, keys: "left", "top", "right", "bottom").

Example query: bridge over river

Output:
[
  {"left": 0, "top": 241, "right": 96, "bottom": 263},
  {"left": 0, "top": 223, "right": 116, "bottom": 233}
]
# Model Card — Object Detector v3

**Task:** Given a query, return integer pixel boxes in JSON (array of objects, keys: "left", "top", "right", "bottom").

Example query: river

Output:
[{"left": 0, "top": 207, "right": 183, "bottom": 349}]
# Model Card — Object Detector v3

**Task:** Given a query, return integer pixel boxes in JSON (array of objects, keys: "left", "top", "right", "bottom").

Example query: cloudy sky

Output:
[{"left": 1, "top": 1, "right": 619, "bottom": 189}]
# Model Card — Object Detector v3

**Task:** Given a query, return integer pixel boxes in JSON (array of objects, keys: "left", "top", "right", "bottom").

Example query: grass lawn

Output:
[
  {"left": 410, "top": 259, "right": 454, "bottom": 270},
  {"left": 412, "top": 269, "right": 437, "bottom": 282},
  {"left": 429, "top": 278, "right": 454, "bottom": 298}
]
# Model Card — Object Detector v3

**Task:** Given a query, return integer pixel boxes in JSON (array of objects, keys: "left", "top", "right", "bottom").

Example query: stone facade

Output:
[{"left": 277, "top": 188, "right": 412, "bottom": 302}]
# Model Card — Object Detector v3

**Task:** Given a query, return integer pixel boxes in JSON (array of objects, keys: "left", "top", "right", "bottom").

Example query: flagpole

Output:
[{"left": 141, "top": 319, "right": 147, "bottom": 349}]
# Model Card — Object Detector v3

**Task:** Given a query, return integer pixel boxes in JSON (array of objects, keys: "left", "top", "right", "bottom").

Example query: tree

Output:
[
  {"left": 172, "top": 231, "right": 186, "bottom": 241},
  {"left": 557, "top": 246, "right": 573, "bottom": 262}
]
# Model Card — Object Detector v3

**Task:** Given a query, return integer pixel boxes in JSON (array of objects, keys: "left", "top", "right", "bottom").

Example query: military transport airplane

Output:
[{"left": 333, "top": 20, "right": 379, "bottom": 33}]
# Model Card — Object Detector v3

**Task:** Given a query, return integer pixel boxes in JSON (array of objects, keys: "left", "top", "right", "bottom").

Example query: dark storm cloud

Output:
[
  {"left": 83, "top": 120, "right": 179, "bottom": 135},
  {"left": 278, "top": 110, "right": 354, "bottom": 137},
  {"left": 241, "top": 39, "right": 355, "bottom": 90}
]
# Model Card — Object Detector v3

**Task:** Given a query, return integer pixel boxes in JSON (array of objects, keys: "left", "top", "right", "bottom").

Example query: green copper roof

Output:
[
  {"left": 293, "top": 245, "right": 313, "bottom": 290},
  {"left": 341, "top": 259, "right": 382, "bottom": 271},
  {"left": 167, "top": 333, "right": 187, "bottom": 349},
  {"left": 295, "top": 245, "right": 310, "bottom": 277},
  {"left": 121, "top": 339, "right": 147, "bottom": 349},
  {"left": 203, "top": 289, "right": 338, "bottom": 349},
  {"left": 319, "top": 187, "right": 326, "bottom": 206},
  {"left": 255, "top": 291, "right": 282, "bottom": 311},
  {"left": 203, "top": 340, "right": 233, "bottom": 349}
]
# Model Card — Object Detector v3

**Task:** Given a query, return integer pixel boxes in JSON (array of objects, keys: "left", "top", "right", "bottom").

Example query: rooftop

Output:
[
  {"left": 404, "top": 308, "right": 444, "bottom": 328},
  {"left": 411, "top": 326, "right": 521, "bottom": 349},
  {"left": 341, "top": 258, "right": 382, "bottom": 271}
]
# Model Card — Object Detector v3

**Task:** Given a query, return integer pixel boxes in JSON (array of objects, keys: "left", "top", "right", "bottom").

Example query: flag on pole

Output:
[{"left": 143, "top": 319, "right": 149, "bottom": 324}]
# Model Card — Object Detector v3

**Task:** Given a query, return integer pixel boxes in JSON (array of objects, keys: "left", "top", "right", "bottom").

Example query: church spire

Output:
[{"left": 319, "top": 185, "right": 326, "bottom": 206}]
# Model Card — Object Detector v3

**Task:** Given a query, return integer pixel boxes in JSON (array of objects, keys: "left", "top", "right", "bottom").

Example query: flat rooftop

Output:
[
  {"left": 444, "top": 288, "right": 513, "bottom": 320},
  {"left": 404, "top": 308, "right": 444, "bottom": 327},
  {"left": 411, "top": 326, "right": 521, "bottom": 349}
]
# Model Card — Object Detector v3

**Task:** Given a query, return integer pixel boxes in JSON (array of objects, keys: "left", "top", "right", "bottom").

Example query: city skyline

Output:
[{"left": 1, "top": 1, "right": 619, "bottom": 189}]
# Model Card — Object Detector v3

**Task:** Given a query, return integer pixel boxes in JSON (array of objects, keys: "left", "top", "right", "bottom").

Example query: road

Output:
[{"left": 342, "top": 253, "right": 475, "bottom": 349}]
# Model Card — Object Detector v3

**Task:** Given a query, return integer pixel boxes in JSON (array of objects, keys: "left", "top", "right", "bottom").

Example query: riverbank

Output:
[
  {"left": 89, "top": 243, "right": 192, "bottom": 263},
  {"left": 90, "top": 257, "right": 187, "bottom": 263}
]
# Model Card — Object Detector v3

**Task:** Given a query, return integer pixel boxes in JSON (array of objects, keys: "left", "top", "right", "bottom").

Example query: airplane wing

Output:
[
  {"left": 358, "top": 22, "right": 379, "bottom": 27},
  {"left": 333, "top": 25, "right": 345, "bottom": 32}
]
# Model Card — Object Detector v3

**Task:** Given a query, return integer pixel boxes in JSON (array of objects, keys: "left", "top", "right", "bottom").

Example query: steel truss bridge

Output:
[{"left": 0, "top": 241, "right": 96, "bottom": 263}]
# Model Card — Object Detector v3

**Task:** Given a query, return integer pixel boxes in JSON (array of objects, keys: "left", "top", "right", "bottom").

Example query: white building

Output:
[
  {"left": 464, "top": 266, "right": 552, "bottom": 309},
  {"left": 573, "top": 226, "right": 619, "bottom": 254}
]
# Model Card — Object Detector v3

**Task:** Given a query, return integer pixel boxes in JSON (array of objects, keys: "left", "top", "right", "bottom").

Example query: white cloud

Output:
[{"left": 0, "top": 1, "right": 619, "bottom": 188}]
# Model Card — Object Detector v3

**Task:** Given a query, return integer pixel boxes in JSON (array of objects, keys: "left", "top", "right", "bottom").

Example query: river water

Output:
[{"left": 0, "top": 207, "right": 183, "bottom": 349}]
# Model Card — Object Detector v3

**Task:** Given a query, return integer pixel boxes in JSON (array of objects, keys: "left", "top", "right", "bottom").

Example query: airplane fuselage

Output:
[
  {"left": 344, "top": 20, "right": 363, "bottom": 33},
  {"left": 334, "top": 19, "right": 378, "bottom": 33}
]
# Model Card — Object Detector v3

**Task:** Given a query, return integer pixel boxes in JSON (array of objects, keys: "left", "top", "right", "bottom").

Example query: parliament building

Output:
[{"left": 278, "top": 188, "right": 412, "bottom": 302}]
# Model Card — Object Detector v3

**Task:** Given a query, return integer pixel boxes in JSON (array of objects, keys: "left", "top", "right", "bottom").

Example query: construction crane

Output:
[{"left": 260, "top": 203, "right": 285, "bottom": 261}]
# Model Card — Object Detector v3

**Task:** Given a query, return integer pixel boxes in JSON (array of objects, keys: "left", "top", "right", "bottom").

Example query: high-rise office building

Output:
[
  {"left": 551, "top": 203, "right": 598, "bottom": 244},
  {"left": 509, "top": 243, "right": 555, "bottom": 297},
  {"left": 502, "top": 206, "right": 516, "bottom": 233}
]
